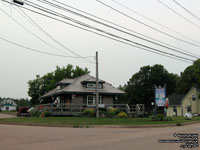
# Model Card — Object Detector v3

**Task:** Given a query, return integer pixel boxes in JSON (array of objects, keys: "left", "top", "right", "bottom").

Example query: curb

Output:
[{"left": 0, "top": 121, "right": 200, "bottom": 128}]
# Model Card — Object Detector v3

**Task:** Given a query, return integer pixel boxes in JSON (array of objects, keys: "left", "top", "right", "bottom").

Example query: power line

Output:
[
  {"left": 156, "top": 0, "right": 200, "bottom": 30},
  {"left": 15, "top": 6, "right": 94, "bottom": 63},
  {"left": 1, "top": 0, "right": 194, "bottom": 63},
  {"left": 38, "top": 0, "right": 199, "bottom": 59},
  {"left": 0, "top": 5, "right": 94, "bottom": 64},
  {"left": 0, "top": 37, "right": 95, "bottom": 59},
  {"left": 22, "top": 0, "right": 196, "bottom": 62},
  {"left": 95, "top": 0, "right": 200, "bottom": 48},
  {"left": 110, "top": 0, "right": 200, "bottom": 46},
  {"left": 0, "top": 6, "right": 69, "bottom": 55},
  {"left": 172, "top": 0, "right": 200, "bottom": 22}
]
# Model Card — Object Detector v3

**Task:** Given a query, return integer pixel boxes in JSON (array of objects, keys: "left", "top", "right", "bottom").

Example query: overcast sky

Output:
[{"left": 0, "top": 0, "right": 200, "bottom": 99}]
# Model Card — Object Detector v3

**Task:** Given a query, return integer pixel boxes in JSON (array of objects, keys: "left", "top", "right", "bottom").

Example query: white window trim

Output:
[
  {"left": 57, "top": 85, "right": 61, "bottom": 90},
  {"left": 87, "top": 95, "right": 102, "bottom": 106},
  {"left": 86, "top": 83, "right": 103, "bottom": 89},
  {"left": 87, "top": 83, "right": 96, "bottom": 88}
]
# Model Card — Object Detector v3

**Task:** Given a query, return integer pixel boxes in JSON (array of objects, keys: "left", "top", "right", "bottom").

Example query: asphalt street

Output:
[{"left": 0, "top": 122, "right": 199, "bottom": 150}]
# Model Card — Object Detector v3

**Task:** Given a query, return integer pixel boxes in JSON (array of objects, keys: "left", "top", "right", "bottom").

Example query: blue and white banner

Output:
[{"left": 155, "top": 87, "right": 166, "bottom": 107}]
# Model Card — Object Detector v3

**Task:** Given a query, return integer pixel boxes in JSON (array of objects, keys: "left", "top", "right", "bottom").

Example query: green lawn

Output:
[{"left": 0, "top": 116, "right": 200, "bottom": 126}]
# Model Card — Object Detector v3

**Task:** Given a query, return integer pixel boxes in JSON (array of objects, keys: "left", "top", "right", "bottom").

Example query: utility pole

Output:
[{"left": 96, "top": 51, "right": 99, "bottom": 119}]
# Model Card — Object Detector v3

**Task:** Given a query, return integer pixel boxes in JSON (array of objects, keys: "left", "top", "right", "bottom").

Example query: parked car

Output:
[{"left": 17, "top": 106, "right": 30, "bottom": 117}]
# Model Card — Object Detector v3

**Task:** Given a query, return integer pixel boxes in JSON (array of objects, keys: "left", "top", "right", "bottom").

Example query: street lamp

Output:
[{"left": 151, "top": 102, "right": 155, "bottom": 116}]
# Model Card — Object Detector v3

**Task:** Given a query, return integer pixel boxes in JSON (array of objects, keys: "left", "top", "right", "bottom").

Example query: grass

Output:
[{"left": 0, "top": 116, "right": 200, "bottom": 126}]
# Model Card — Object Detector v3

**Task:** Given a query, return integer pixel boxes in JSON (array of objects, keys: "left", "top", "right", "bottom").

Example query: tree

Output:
[
  {"left": 15, "top": 98, "right": 31, "bottom": 110},
  {"left": 28, "top": 64, "right": 89, "bottom": 105},
  {"left": 177, "top": 59, "right": 200, "bottom": 94},
  {"left": 123, "top": 64, "right": 179, "bottom": 111}
]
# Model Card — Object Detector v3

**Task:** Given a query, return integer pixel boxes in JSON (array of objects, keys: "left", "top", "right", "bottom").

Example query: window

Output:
[
  {"left": 173, "top": 106, "right": 177, "bottom": 112},
  {"left": 187, "top": 106, "right": 191, "bottom": 112},
  {"left": 192, "top": 95, "right": 196, "bottom": 101},
  {"left": 57, "top": 85, "right": 61, "bottom": 90},
  {"left": 87, "top": 83, "right": 96, "bottom": 88},
  {"left": 87, "top": 95, "right": 102, "bottom": 106},
  {"left": 86, "top": 83, "right": 103, "bottom": 89}
]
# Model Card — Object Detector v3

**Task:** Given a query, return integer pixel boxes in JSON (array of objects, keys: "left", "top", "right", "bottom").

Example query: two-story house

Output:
[{"left": 0, "top": 98, "right": 17, "bottom": 111}]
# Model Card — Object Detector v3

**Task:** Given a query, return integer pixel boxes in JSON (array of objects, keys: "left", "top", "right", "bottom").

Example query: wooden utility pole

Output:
[{"left": 96, "top": 51, "right": 99, "bottom": 119}]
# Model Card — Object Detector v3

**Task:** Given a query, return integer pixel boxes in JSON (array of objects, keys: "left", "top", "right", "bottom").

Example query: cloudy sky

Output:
[{"left": 0, "top": 0, "right": 200, "bottom": 99}]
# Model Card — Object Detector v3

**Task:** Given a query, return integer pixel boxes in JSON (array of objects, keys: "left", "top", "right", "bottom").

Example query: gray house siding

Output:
[
  {"left": 71, "top": 95, "right": 83, "bottom": 104},
  {"left": 102, "top": 96, "right": 113, "bottom": 104},
  {"left": 70, "top": 95, "right": 113, "bottom": 105}
]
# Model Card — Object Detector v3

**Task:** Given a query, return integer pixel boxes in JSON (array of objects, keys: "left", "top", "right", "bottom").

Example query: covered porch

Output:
[{"left": 38, "top": 103, "right": 145, "bottom": 116}]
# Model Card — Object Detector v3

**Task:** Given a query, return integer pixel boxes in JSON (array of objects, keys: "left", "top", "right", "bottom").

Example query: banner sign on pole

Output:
[{"left": 155, "top": 86, "right": 166, "bottom": 107}]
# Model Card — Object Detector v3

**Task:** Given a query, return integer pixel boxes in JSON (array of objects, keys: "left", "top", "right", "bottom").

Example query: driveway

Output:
[
  {"left": 0, "top": 123, "right": 199, "bottom": 150},
  {"left": 0, "top": 113, "right": 16, "bottom": 119}
]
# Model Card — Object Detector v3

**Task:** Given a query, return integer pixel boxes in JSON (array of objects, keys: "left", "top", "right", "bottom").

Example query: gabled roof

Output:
[
  {"left": 0, "top": 98, "right": 17, "bottom": 106},
  {"left": 168, "top": 94, "right": 185, "bottom": 106},
  {"left": 42, "top": 74, "right": 125, "bottom": 98}
]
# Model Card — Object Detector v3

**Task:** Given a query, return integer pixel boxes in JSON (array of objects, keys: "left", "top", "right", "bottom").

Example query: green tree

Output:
[
  {"left": 15, "top": 98, "right": 31, "bottom": 110},
  {"left": 28, "top": 64, "right": 89, "bottom": 105},
  {"left": 177, "top": 59, "right": 200, "bottom": 94},
  {"left": 123, "top": 64, "right": 179, "bottom": 111}
]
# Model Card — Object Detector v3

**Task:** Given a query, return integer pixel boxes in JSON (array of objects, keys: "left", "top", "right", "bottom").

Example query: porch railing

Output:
[{"left": 37, "top": 103, "right": 144, "bottom": 115}]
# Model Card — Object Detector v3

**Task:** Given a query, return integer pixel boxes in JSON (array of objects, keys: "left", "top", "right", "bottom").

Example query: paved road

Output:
[{"left": 0, "top": 123, "right": 199, "bottom": 150}]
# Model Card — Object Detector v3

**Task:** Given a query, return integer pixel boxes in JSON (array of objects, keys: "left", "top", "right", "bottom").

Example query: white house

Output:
[{"left": 0, "top": 98, "right": 17, "bottom": 111}]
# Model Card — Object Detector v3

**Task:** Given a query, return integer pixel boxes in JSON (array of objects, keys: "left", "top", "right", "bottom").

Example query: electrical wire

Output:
[
  {"left": 96, "top": 0, "right": 200, "bottom": 48},
  {"left": 38, "top": 0, "right": 199, "bottom": 59},
  {"left": 20, "top": 0, "right": 195, "bottom": 62},
  {"left": 110, "top": 0, "right": 200, "bottom": 45},
  {"left": 0, "top": 37, "right": 95, "bottom": 59},
  {"left": 172, "top": 0, "right": 200, "bottom": 22},
  {"left": 15, "top": 6, "right": 94, "bottom": 63},
  {"left": 156, "top": 0, "right": 200, "bottom": 30},
  {"left": 1, "top": 0, "right": 194, "bottom": 63},
  {"left": 0, "top": 6, "right": 69, "bottom": 55}
]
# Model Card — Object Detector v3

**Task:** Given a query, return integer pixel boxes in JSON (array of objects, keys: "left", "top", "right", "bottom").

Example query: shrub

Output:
[
  {"left": 43, "top": 111, "right": 51, "bottom": 117},
  {"left": 106, "top": 108, "right": 120, "bottom": 118},
  {"left": 107, "top": 108, "right": 120, "bottom": 114},
  {"left": 156, "top": 114, "right": 164, "bottom": 121},
  {"left": 117, "top": 112, "right": 128, "bottom": 118},
  {"left": 151, "top": 114, "right": 164, "bottom": 121},
  {"left": 163, "top": 116, "right": 173, "bottom": 121},
  {"left": 99, "top": 108, "right": 107, "bottom": 118},
  {"left": 82, "top": 108, "right": 95, "bottom": 117},
  {"left": 30, "top": 108, "right": 41, "bottom": 117},
  {"left": 106, "top": 111, "right": 116, "bottom": 118}
]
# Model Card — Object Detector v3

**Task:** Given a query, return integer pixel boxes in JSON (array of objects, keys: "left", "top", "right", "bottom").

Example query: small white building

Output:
[{"left": 0, "top": 98, "right": 17, "bottom": 111}]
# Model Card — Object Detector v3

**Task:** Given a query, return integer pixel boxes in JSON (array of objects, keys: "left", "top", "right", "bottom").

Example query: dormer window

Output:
[
  {"left": 57, "top": 85, "right": 61, "bottom": 90},
  {"left": 86, "top": 83, "right": 102, "bottom": 89}
]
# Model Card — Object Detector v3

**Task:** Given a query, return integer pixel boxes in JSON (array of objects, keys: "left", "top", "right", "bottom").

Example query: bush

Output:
[
  {"left": 106, "top": 111, "right": 116, "bottom": 118},
  {"left": 30, "top": 108, "right": 41, "bottom": 117},
  {"left": 117, "top": 112, "right": 128, "bottom": 118},
  {"left": 99, "top": 108, "right": 107, "bottom": 118},
  {"left": 107, "top": 108, "right": 120, "bottom": 114},
  {"left": 106, "top": 108, "right": 120, "bottom": 118},
  {"left": 156, "top": 114, "right": 164, "bottom": 121},
  {"left": 43, "top": 111, "right": 51, "bottom": 117},
  {"left": 163, "top": 116, "right": 173, "bottom": 121},
  {"left": 151, "top": 114, "right": 164, "bottom": 121},
  {"left": 82, "top": 108, "right": 95, "bottom": 117}
]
